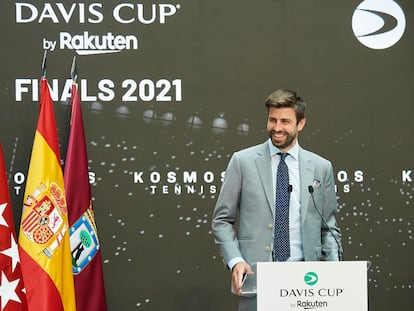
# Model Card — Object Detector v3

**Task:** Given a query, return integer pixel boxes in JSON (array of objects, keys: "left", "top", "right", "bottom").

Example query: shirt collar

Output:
[{"left": 267, "top": 138, "right": 299, "bottom": 160}]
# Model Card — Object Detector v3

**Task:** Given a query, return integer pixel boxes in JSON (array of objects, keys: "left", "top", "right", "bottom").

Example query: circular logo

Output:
[
  {"left": 304, "top": 272, "right": 318, "bottom": 286},
  {"left": 352, "top": 0, "right": 406, "bottom": 49}
]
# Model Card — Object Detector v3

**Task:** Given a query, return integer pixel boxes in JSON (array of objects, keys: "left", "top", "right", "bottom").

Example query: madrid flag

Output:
[
  {"left": 18, "top": 77, "right": 76, "bottom": 311},
  {"left": 0, "top": 143, "right": 28, "bottom": 311},
  {"left": 64, "top": 82, "right": 107, "bottom": 310}
]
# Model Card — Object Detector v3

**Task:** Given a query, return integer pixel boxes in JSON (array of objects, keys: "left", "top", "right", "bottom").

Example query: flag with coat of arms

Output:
[
  {"left": 64, "top": 76, "right": 108, "bottom": 310},
  {"left": 17, "top": 76, "right": 76, "bottom": 311}
]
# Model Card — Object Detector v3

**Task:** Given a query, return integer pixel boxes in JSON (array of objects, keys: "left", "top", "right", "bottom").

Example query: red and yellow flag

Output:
[
  {"left": 0, "top": 143, "right": 28, "bottom": 311},
  {"left": 64, "top": 82, "right": 108, "bottom": 310},
  {"left": 18, "top": 77, "right": 76, "bottom": 311}
]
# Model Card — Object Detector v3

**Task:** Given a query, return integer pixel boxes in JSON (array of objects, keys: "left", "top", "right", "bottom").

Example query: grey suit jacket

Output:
[{"left": 212, "top": 141, "right": 342, "bottom": 269}]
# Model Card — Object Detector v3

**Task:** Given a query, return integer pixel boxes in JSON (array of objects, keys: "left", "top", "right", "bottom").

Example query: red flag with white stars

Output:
[{"left": 0, "top": 142, "right": 28, "bottom": 311}]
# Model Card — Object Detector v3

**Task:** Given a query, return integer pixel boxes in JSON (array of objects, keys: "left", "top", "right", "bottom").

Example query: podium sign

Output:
[{"left": 257, "top": 261, "right": 368, "bottom": 311}]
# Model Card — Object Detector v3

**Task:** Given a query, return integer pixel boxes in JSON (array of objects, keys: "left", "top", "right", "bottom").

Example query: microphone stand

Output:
[{"left": 308, "top": 185, "right": 343, "bottom": 261}]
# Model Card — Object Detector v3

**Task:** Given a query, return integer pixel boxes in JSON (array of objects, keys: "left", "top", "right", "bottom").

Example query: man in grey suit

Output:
[{"left": 212, "top": 89, "right": 342, "bottom": 311}]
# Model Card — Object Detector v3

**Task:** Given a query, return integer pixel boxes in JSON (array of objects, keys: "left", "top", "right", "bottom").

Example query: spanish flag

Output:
[
  {"left": 64, "top": 81, "right": 108, "bottom": 310},
  {"left": 18, "top": 77, "right": 76, "bottom": 311}
]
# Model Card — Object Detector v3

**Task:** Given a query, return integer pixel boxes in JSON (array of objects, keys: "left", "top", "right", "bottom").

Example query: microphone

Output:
[{"left": 308, "top": 185, "right": 343, "bottom": 261}]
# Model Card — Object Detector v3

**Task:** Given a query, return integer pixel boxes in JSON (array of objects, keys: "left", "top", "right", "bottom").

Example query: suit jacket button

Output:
[
  {"left": 268, "top": 223, "right": 273, "bottom": 229},
  {"left": 264, "top": 246, "right": 271, "bottom": 252}
]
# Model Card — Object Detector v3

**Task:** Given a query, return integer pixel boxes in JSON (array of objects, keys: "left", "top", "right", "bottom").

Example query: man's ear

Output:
[{"left": 298, "top": 117, "right": 306, "bottom": 131}]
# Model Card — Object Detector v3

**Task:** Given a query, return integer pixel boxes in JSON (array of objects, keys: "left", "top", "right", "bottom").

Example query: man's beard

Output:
[{"left": 269, "top": 130, "right": 296, "bottom": 150}]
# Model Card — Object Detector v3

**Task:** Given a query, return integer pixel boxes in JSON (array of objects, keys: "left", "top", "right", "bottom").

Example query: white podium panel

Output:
[{"left": 257, "top": 261, "right": 368, "bottom": 311}]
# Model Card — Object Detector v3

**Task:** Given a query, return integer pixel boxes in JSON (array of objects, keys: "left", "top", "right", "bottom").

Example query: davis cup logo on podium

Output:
[
  {"left": 352, "top": 0, "right": 406, "bottom": 49},
  {"left": 304, "top": 272, "right": 318, "bottom": 286}
]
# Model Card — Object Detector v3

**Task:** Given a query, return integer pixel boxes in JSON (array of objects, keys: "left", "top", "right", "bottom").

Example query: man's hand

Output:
[{"left": 232, "top": 262, "right": 253, "bottom": 295}]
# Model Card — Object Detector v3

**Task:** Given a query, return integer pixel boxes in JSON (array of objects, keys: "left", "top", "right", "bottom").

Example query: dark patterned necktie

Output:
[{"left": 274, "top": 152, "right": 290, "bottom": 261}]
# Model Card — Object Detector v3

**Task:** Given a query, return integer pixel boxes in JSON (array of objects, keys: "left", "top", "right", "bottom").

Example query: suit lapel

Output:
[
  {"left": 299, "top": 148, "right": 315, "bottom": 225},
  {"left": 255, "top": 143, "right": 274, "bottom": 215},
  {"left": 254, "top": 144, "right": 317, "bottom": 219}
]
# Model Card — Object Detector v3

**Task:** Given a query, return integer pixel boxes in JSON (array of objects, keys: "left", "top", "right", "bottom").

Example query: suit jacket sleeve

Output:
[{"left": 211, "top": 152, "right": 243, "bottom": 265}]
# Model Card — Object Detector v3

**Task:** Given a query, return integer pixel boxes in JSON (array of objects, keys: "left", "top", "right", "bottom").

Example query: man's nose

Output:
[{"left": 273, "top": 121, "right": 282, "bottom": 132}]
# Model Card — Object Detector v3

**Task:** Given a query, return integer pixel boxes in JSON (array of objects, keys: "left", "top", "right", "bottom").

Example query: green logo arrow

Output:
[{"left": 304, "top": 272, "right": 318, "bottom": 286}]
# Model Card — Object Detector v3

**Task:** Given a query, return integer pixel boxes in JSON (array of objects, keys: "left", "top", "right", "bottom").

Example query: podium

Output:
[{"left": 242, "top": 261, "right": 368, "bottom": 311}]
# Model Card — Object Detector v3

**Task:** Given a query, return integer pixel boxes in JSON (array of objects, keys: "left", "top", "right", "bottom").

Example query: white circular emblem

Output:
[{"left": 352, "top": 0, "right": 406, "bottom": 49}]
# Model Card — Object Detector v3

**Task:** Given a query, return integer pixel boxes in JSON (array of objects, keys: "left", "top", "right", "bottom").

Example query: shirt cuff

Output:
[{"left": 228, "top": 257, "right": 245, "bottom": 271}]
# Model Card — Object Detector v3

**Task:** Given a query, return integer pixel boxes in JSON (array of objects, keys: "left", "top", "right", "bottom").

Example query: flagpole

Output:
[
  {"left": 70, "top": 55, "right": 77, "bottom": 83},
  {"left": 41, "top": 50, "right": 47, "bottom": 78},
  {"left": 70, "top": 56, "right": 78, "bottom": 125}
]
